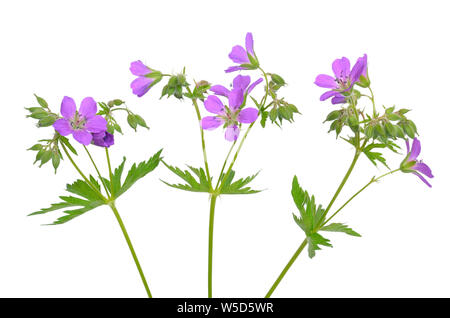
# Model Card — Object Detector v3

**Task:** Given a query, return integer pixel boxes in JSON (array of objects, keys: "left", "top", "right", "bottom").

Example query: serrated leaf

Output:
[
  {"left": 114, "top": 150, "right": 163, "bottom": 198},
  {"left": 29, "top": 178, "right": 105, "bottom": 225},
  {"left": 321, "top": 223, "right": 361, "bottom": 237},
  {"left": 161, "top": 162, "right": 211, "bottom": 193},
  {"left": 307, "top": 232, "right": 332, "bottom": 258},
  {"left": 220, "top": 170, "right": 261, "bottom": 195},
  {"left": 363, "top": 143, "right": 390, "bottom": 168},
  {"left": 291, "top": 176, "right": 325, "bottom": 235}
]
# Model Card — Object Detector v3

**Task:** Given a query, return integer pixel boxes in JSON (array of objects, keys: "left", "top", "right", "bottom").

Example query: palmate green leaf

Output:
[
  {"left": 102, "top": 150, "right": 163, "bottom": 198},
  {"left": 29, "top": 176, "right": 105, "bottom": 225},
  {"left": 161, "top": 161, "right": 210, "bottom": 193},
  {"left": 307, "top": 232, "right": 332, "bottom": 258},
  {"left": 321, "top": 223, "right": 361, "bottom": 237},
  {"left": 29, "top": 150, "right": 163, "bottom": 225},
  {"left": 220, "top": 170, "right": 261, "bottom": 195},
  {"left": 291, "top": 176, "right": 325, "bottom": 236}
]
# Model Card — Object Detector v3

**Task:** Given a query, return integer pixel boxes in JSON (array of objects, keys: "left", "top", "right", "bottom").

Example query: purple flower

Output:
[
  {"left": 201, "top": 75, "right": 260, "bottom": 141},
  {"left": 400, "top": 138, "right": 434, "bottom": 187},
  {"left": 130, "top": 60, "right": 155, "bottom": 97},
  {"left": 53, "top": 96, "right": 107, "bottom": 146},
  {"left": 225, "top": 33, "right": 259, "bottom": 73},
  {"left": 314, "top": 54, "right": 367, "bottom": 104},
  {"left": 92, "top": 131, "right": 114, "bottom": 148},
  {"left": 210, "top": 74, "right": 263, "bottom": 98}
]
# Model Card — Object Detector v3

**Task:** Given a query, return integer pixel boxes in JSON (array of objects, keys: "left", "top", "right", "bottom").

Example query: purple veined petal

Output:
[
  {"left": 350, "top": 56, "right": 366, "bottom": 84},
  {"left": 224, "top": 125, "right": 240, "bottom": 142},
  {"left": 130, "top": 60, "right": 152, "bottom": 76},
  {"left": 320, "top": 90, "right": 339, "bottom": 101},
  {"left": 53, "top": 118, "right": 72, "bottom": 136},
  {"left": 79, "top": 97, "right": 97, "bottom": 119},
  {"left": 245, "top": 32, "right": 255, "bottom": 57},
  {"left": 237, "top": 107, "right": 258, "bottom": 124},
  {"left": 204, "top": 95, "right": 225, "bottom": 114},
  {"left": 413, "top": 162, "right": 434, "bottom": 178},
  {"left": 233, "top": 74, "right": 251, "bottom": 91},
  {"left": 201, "top": 116, "right": 224, "bottom": 130},
  {"left": 332, "top": 57, "right": 351, "bottom": 79},
  {"left": 131, "top": 76, "right": 154, "bottom": 97},
  {"left": 247, "top": 78, "right": 263, "bottom": 94},
  {"left": 331, "top": 95, "right": 346, "bottom": 104},
  {"left": 413, "top": 172, "right": 432, "bottom": 188},
  {"left": 85, "top": 115, "right": 107, "bottom": 133},
  {"left": 210, "top": 85, "right": 230, "bottom": 97},
  {"left": 409, "top": 138, "right": 421, "bottom": 161},
  {"left": 314, "top": 74, "right": 338, "bottom": 89},
  {"left": 72, "top": 129, "right": 93, "bottom": 146},
  {"left": 225, "top": 66, "right": 245, "bottom": 73},
  {"left": 60, "top": 96, "right": 77, "bottom": 119},
  {"left": 228, "top": 88, "right": 244, "bottom": 110},
  {"left": 405, "top": 139, "right": 410, "bottom": 155},
  {"left": 228, "top": 45, "right": 250, "bottom": 64}
]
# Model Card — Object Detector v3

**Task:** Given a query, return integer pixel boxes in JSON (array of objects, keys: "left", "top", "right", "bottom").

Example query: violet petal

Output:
[
  {"left": 72, "top": 130, "right": 93, "bottom": 146},
  {"left": 85, "top": 115, "right": 107, "bottom": 133},
  {"left": 79, "top": 97, "right": 97, "bottom": 119},
  {"left": 61, "top": 96, "right": 76, "bottom": 119},
  {"left": 228, "top": 45, "right": 250, "bottom": 64},
  {"left": 53, "top": 118, "right": 72, "bottom": 136},
  {"left": 224, "top": 125, "right": 240, "bottom": 141},
  {"left": 201, "top": 116, "right": 223, "bottom": 130},
  {"left": 130, "top": 60, "right": 151, "bottom": 76},
  {"left": 238, "top": 107, "right": 258, "bottom": 124},
  {"left": 314, "top": 74, "right": 338, "bottom": 89},
  {"left": 204, "top": 95, "right": 225, "bottom": 114}
]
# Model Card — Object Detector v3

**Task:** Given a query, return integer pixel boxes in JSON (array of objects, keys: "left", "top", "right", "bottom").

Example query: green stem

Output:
[
  {"left": 110, "top": 202, "right": 152, "bottom": 298},
  {"left": 323, "top": 168, "right": 400, "bottom": 226},
  {"left": 214, "top": 141, "right": 237, "bottom": 190},
  {"left": 105, "top": 147, "right": 114, "bottom": 195},
  {"left": 265, "top": 239, "right": 307, "bottom": 298},
  {"left": 320, "top": 148, "right": 361, "bottom": 223},
  {"left": 83, "top": 145, "right": 111, "bottom": 198},
  {"left": 215, "top": 122, "right": 255, "bottom": 194},
  {"left": 208, "top": 194, "right": 218, "bottom": 298},
  {"left": 188, "top": 89, "right": 212, "bottom": 189},
  {"left": 266, "top": 136, "right": 366, "bottom": 298},
  {"left": 368, "top": 86, "right": 376, "bottom": 117},
  {"left": 60, "top": 143, "right": 106, "bottom": 201}
]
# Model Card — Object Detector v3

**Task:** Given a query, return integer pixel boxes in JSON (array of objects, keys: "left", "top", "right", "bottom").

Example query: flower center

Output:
[
  {"left": 70, "top": 112, "right": 87, "bottom": 130},
  {"left": 336, "top": 76, "right": 350, "bottom": 90}
]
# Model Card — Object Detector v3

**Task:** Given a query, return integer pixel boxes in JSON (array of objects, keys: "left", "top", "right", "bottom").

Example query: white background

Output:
[{"left": 0, "top": 0, "right": 449, "bottom": 298}]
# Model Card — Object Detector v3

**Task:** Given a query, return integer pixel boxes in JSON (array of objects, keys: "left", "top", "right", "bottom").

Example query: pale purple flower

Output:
[
  {"left": 201, "top": 75, "right": 260, "bottom": 141},
  {"left": 314, "top": 54, "right": 367, "bottom": 104},
  {"left": 401, "top": 138, "right": 434, "bottom": 187},
  {"left": 53, "top": 96, "right": 107, "bottom": 146},
  {"left": 130, "top": 60, "right": 155, "bottom": 97},
  {"left": 92, "top": 131, "right": 114, "bottom": 148},
  {"left": 225, "top": 32, "right": 259, "bottom": 73}
]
